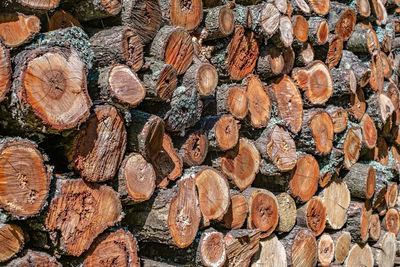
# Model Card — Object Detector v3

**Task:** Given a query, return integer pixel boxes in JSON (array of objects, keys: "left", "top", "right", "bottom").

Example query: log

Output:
[
  {"left": 6, "top": 250, "right": 61, "bottom": 266},
  {"left": 242, "top": 187, "right": 278, "bottom": 236},
  {"left": 90, "top": 26, "right": 143, "bottom": 70},
  {"left": 328, "top": 3, "right": 356, "bottom": 41},
  {"left": 349, "top": 0, "right": 370, "bottom": 17},
  {"left": 371, "top": 0, "right": 388, "bottom": 25},
  {"left": 2, "top": 0, "right": 59, "bottom": 10},
  {"left": 326, "top": 105, "right": 348, "bottom": 134},
  {"left": 232, "top": 5, "right": 252, "bottom": 29},
  {"left": 282, "top": 46, "right": 295, "bottom": 74},
  {"left": 369, "top": 213, "right": 381, "bottom": 241},
  {"left": 289, "top": 154, "right": 319, "bottom": 202},
  {"left": 369, "top": 51, "right": 385, "bottom": 92},
  {"left": 68, "top": 105, "right": 127, "bottom": 183},
  {"left": 73, "top": 0, "right": 122, "bottom": 21},
  {"left": 297, "top": 196, "right": 326, "bottom": 236},
  {"left": 224, "top": 229, "right": 260, "bottom": 267},
  {"left": 291, "top": 61, "right": 333, "bottom": 106},
  {"left": 45, "top": 178, "right": 123, "bottom": 256},
  {"left": 271, "top": 16, "right": 294, "bottom": 48},
  {"left": 307, "top": 0, "right": 329, "bottom": 15},
  {"left": 345, "top": 243, "right": 374, "bottom": 267},
  {"left": 0, "top": 224, "right": 24, "bottom": 263},
  {"left": 320, "top": 180, "right": 350, "bottom": 229},
  {"left": 200, "top": 115, "right": 239, "bottom": 151},
  {"left": 326, "top": 35, "right": 343, "bottom": 69},
  {"left": 345, "top": 24, "right": 380, "bottom": 54},
  {"left": 182, "top": 61, "right": 218, "bottom": 96},
  {"left": 216, "top": 84, "right": 249, "bottom": 119},
  {"left": 179, "top": 130, "right": 208, "bottom": 166},
  {"left": 360, "top": 113, "right": 378, "bottom": 150},
  {"left": 250, "top": 3, "right": 280, "bottom": 38},
  {"left": 118, "top": 152, "right": 156, "bottom": 203},
  {"left": 383, "top": 208, "right": 400, "bottom": 235},
  {"left": 198, "top": 229, "right": 226, "bottom": 267},
  {"left": 150, "top": 26, "right": 194, "bottom": 75},
  {"left": 96, "top": 64, "right": 145, "bottom": 105},
  {"left": 338, "top": 125, "right": 362, "bottom": 170},
  {"left": 48, "top": 10, "right": 81, "bottom": 31},
  {"left": 318, "top": 148, "right": 344, "bottom": 188},
  {"left": 0, "top": 40, "right": 11, "bottom": 103},
  {"left": 0, "top": 13, "right": 40, "bottom": 48},
  {"left": 366, "top": 93, "right": 395, "bottom": 130},
  {"left": 256, "top": 46, "right": 285, "bottom": 79},
  {"left": 371, "top": 231, "right": 396, "bottom": 267},
  {"left": 0, "top": 138, "right": 50, "bottom": 218},
  {"left": 331, "top": 231, "right": 351, "bottom": 264},
  {"left": 348, "top": 87, "right": 367, "bottom": 122},
  {"left": 244, "top": 74, "right": 271, "bottom": 128},
  {"left": 276, "top": 192, "right": 297, "bottom": 233},
  {"left": 294, "top": 42, "right": 314, "bottom": 66},
  {"left": 343, "top": 201, "right": 371, "bottom": 243},
  {"left": 339, "top": 50, "right": 371, "bottom": 88},
  {"left": 317, "top": 233, "right": 334, "bottom": 266},
  {"left": 292, "top": 15, "right": 309, "bottom": 43},
  {"left": 222, "top": 191, "right": 248, "bottom": 229},
  {"left": 204, "top": 6, "right": 234, "bottom": 40},
  {"left": 290, "top": 0, "right": 311, "bottom": 14},
  {"left": 307, "top": 17, "right": 329, "bottom": 46},
  {"left": 11, "top": 46, "right": 92, "bottom": 132},
  {"left": 343, "top": 163, "right": 376, "bottom": 199},
  {"left": 169, "top": 0, "right": 203, "bottom": 31},
  {"left": 250, "top": 234, "right": 287, "bottom": 267},
  {"left": 83, "top": 229, "right": 140, "bottom": 267}
]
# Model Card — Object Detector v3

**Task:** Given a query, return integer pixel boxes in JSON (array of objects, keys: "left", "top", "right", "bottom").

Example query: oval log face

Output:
[
  {"left": 199, "top": 230, "right": 226, "bottom": 267},
  {"left": 310, "top": 111, "right": 333, "bottom": 155},
  {"left": 289, "top": 154, "right": 319, "bottom": 202},
  {"left": 0, "top": 224, "right": 24, "bottom": 263},
  {"left": 249, "top": 189, "right": 278, "bottom": 236},
  {"left": 291, "top": 230, "right": 317, "bottom": 267},
  {"left": 0, "top": 13, "right": 40, "bottom": 48},
  {"left": 18, "top": 0, "right": 60, "bottom": 9},
  {"left": 164, "top": 29, "right": 193, "bottom": 74}
]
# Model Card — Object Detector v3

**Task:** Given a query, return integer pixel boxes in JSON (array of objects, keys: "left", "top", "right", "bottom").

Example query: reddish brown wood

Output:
[
  {"left": 198, "top": 229, "right": 226, "bottom": 267},
  {"left": 48, "top": 10, "right": 82, "bottom": 31},
  {"left": 383, "top": 208, "right": 400, "bottom": 235},
  {"left": 170, "top": 0, "right": 203, "bottom": 31},
  {"left": 222, "top": 192, "right": 248, "bottom": 229},
  {"left": 179, "top": 130, "right": 208, "bottom": 167},
  {"left": 0, "top": 224, "right": 24, "bottom": 263},
  {"left": 0, "top": 40, "right": 11, "bottom": 103},
  {"left": 297, "top": 196, "right": 326, "bottom": 236},
  {"left": 289, "top": 154, "right": 319, "bottom": 202},
  {"left": 0, "top": 13, "right": 40, "bottom": 48},
  {"left": 7, "top": 250, "right": 61, "bottom": 266},
  {"left": 244, "top": 75, "right": 271, "bottom": 128},
  {"left": 292, "top": 15, "right": 308, "bottom": 43}
]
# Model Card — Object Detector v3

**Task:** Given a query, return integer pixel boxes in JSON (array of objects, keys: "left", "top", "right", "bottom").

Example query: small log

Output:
[
  {"left": 0, "top": 13, "right": 40, "bottom": 48},
  {"left": 6, "top": 250, "right": 61, "bottom": 266},
  {"left": 232, "top": 5, "right": 252, "bottom": 29},
  {"left": 169, "top": 0, "right": 203, "bottom": 31},
  {"left": 216, "top": 84, "right": 249, "bottom": 119},
  {"left": 371, "top": 231, "right": 396, "bottom": 267},
  {"left": 360, "top": 113, "right": 378, "bottom": 150},
  {"left": 48, "top": 10, "right": 81, "bottom": 31},
  {"left": 326, "top": 35, "right": 343, "bottom": 69},
  {"left": 345, "top": 24, "right": 379, "bottom": 54},
  {"left": 381, "top": 51, "right": 393, "bottom": 79},
  {"left": 244, "top": 74, "right": 271, "bottom": 128},
  {"left": 291, "top": 60, "right": 333, "bottom": 106},
  {"left": 73, "top": 0, "right": 122, "bottom": 21},
  {"left": 204, "top": 6, "right": 234, "bottom": 40},
  {"left": 200, "top": 115, "right": 239, "bottom": 151},
  {"left": 198, "top": 229, "right": 226, "bottom": 267},
  {"left": 2, "top": 0, "right": 59, "bottom": 10},
  {"left": 349, "top": 0, "right": 370, "bottom": 17},
  {"left": 276, "top": 192, "right": 296, "bottom": 233},
  {"left": 307, "top": 0, "right": 329, "bottom": 15},
  {"left": 344, "top": 201, "right": 371, "bottom": 243},
  {"left": 272, "top": 16, "right": 294, "bottom": 48},
  {"left": 367, "top": 93, "right": 395, "bottom": 130},
  {"left": 320, "top": 180, "right": 350, "bottom": 229},
  {"left": 83, "top": 229, "right": 140, "bottom": 267},
  {"left": 250, "top": 3, "right": 280, "bottom": 38},
  {"left": 97, "top": 64, "right": 145, "bottom": 106},
  {"left": 224, "top": 229, "right": 260, "bottom": 267},
  {"left": 307, "top": 17, "right": 329, "bottom": 46},
  {"left": 339, "top": 50, "right": 371, "bottom": 88},
  {"left": 90, "top": 26, "right": 143, "bottom": 70},
  {"left": 338, "top": 125, "right": 362, "bottom": 170},
  {"left": 367, "top": 137, "right": 390, "bottom": 167},
  {"left": 297, "top": 196, "right": 326, "bottom": 236},
  {"left": 0, "top": 40, "right": 11, "bottom": 103},
  {"left": 294, "top": 42, "right": 314, "bottom": 66},
  {"left": 369, "top": 213, "right": 381, "bottom": 241},
  {"left": 282, "top": 46, "right": 295, "bottom": 74},
  {"left": 275, "top": 0, "right": 288, "bottom": 13},
  {"left": 270, "top": 75, "right": 303, "bottom": 134},
  {"left": 118, "top": 152, "right": 156, "bottom": 203},
  {"left": 0, "top": 224, "right": 24, "bottom": 263},
  {"left": 369, "top": 51, "right": 385, "bottom": 92},
  {"left": 383, "top": 208, "right": 400, "bottom": 235},
  {"left": 318, "top": 148, "right": 344, "bottom": 188},
  {"left": 179, "top": 130, "right": 208, "bottom": 167},
  {"left": 289, "top": 154, "right": 319, "bottom": 202},
  {"left": 242, "top": 187, "right": 278, "bottom": 236},
  {"left": 345, "top": 243, "right": 374, "bottom": 267},
  {"left": 183, "top": 61, "right": 218, "bottom": 96},
  {"left": 45, "top": 178, "right": 123, "bottom": 256},
  {"left": 331, "top": 231, "right": 351, "bottom": 264},
  {"left": 250, "top": 234, "right": 287, "bottom": 267},
  {"left": 328, "top": 3, "right": 356, "bottom": 41},
  {"left": 326, "top": 106, "right": 348, "bottom": 133},
  {"left": 387, "top": 182, "right": 398, "bottom": 208},
  {"left": 343, "top": 163, "right": 376, "bottom": 200},
  {"left": 318, "top": 233, "right": 334, "bottom": 266},
  {"left": 0, "top": 138, "right": 50, "bottom": 218},
  {"left": 256, "top": 46, "right": 285, "bottom": 79},
  {"left": 297, "top": 109, "right": 334, "bottom": 156},
  {"left": 222, "top": 191, "right": 248, "bottom": 229},
  {"left": 371, "top": 0, "right": 388, "bottom": 25},
  {"left": 121, "top": 0, "right": 161, "bottom": 45},
  {"left": 68, "top": 105, "right": 127, "bottom": 183},
  {"left": 292, "top": 15, "right": 309, "bottom": 43}
]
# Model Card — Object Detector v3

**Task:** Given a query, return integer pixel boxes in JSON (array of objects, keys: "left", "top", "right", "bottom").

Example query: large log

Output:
[
  {"left": 0, "top": 13, "right": 40, "bottom": 48},
  {"left": 345, "top": 243, "right": 374, "bottom": 267},
  {"left": 289, "top": 153, "right": 319, "bottom": 202},
  {"left": 250, "top": 234, "right": 287, "bottom": 267},
  {"left": 320, "top": 180, "right": 350, "bottom": 229},
  {"left": 0, "top": 224, "right": 24, "bottom": 263}
]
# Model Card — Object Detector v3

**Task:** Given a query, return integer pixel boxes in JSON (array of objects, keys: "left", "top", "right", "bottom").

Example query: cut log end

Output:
[
  {"left": 343, "top": 127, "right": 362, "bottom": 170},
  {"left": 308, "top": 0, "right": 329, "bottom": 15},
  {"left": 218, "top": 6, "right": 234, "bottom": 36},
  {"left": 292, "top": 230, "right": 318, "bottom": 267},
  {"left": 0, "top": 40, "right": 11, "bottom": 102},
  {"left": 290, "top": 154, "right": 319, "bottom": 202},
  {"left": 259, "top": 3, "right": 280, "bottom": 36},
  {"left": 48, "top": 10, "right": 82, "bottom": 31},
  {"left": 223, "top": 193, "right": 248, "bottom": 229},
  {"left": 328, "top": 106, "right": 348, "bottom": 134},
  {"left": 7, "top": 250, "right": 61, "bottom": 266},
  {"left": 326, "top": 35, "right": 343, "bottom": 69},
  {"left": 170, "top": 0, "right": 203, "bottom": 31},
  {"left": 214, "top": 115, "right": 240, "bottom": 151},
  {"left": 155, "top": 64, "right": 178, "bottom": 101},
  {"left": 180, "top": 130, "right": 208, "bottom": 166},
  {"left": 247, "top": 189, "right": 278, "bottom": 236},
  {"left": 369, "top": 213, "right": 381, "bottom": 241},
  {"left": 335, "top": 9, "right": 356, "bottom": 41},
  {"left": 309, "top": 111, "right": 334, "bottom": 155},
  {"left": 318, "top": 234, "right": 334, "bottom": 266},
  {"left": 345, "top": 244, "right": 374, "bottom": 267},
  {"left": 165, "top": 28, "right": 194, "bottom": 74},
  {"left": 226, "top": 86, "right": 249, "bottom": 119},
  {"left": 293, "top": 15, "right": 309, "bottom": 43},
  {"left": 0, "top": 13, "right": 40, "bottom": 48},
  {"left": 246, "top": 75, "right": 271, "bottom": 128},
  {"left": 333, "top": 231, "right": 351, "bottom": 264},
  {"left": 384, "top": 208, "right": 400, "bottom": 235},
  {"left": 276, "top": 193, "right": 296, "bottom": 233},
  {"left": 199, "top": 229, "right": 226, "bottom": 267},
  {"left": 361, "top": 113, "right": 377, "bottom": 149},
  {"left": 316, "top": 20, "right": 329, "bottom": 45},
  {"left": 196, "top": 63, "right": 218, "bottom": 96},
  {"left": 0, "top": 224, "right": 24, "bottom": 263},
  {"left": 306, "top": 197, "right": 326, "bottom": 236},
  {"left": 278, "top": 16, "right": 294, "bottom": 48},
  {"left": 322, "top": 181, "right": 350, "bottom": 230}
]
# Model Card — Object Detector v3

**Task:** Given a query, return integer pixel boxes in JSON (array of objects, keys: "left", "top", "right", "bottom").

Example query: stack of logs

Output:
[{"left": 0, "top": 0, "right": 400, "bottom": 266}]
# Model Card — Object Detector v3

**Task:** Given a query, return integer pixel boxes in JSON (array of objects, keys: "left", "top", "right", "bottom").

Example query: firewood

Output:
[
  {"left": 345, "top": 23, "right": 380, "bottom": 54},
  {"left": 328, "top": 3, "right": 357, "bottom": 41},
  {"left": 367, "top": 93, "right": 395, "bottom": 129},
  {"left": 294, "top": 42, "right": 314, "bottom": 66},
  {"left": 371, "top": 0, "right": 388, "bottom": 25},
  {"left": 256, "top": 46, "right": 285, "bottom": 78},
  {"left": 250, "top": 234, "right": 287, "bottom": 267},
  {"left": 222, "top": 191, "right": 248, "bottom": 229},
  {"left": 331, "top": 231, "right": 351, "bottom": 264},
  {"left": 339, "top": 50, "right": 371, "bottom": 88},
  {"left": 369, "top": 213, "right": 381, "bottom": 241},
  {"left": 326, "top": 106, "right": 349, "bottom": 133},
  {"left": 73, "top": 0, "right": 122, "bottom": 21},
  {"left": 197, "top": 229, "right": 226, "bottom": 267},
  {"left": 216, "top": 84, "right": 249, "bottom": 119},
  {"left": 307, "top": 17, "right": 329, "bottom": 46},
  {"left": 307, "top": 0, "right": 329, "bottom": 15},
  {"left": 150, "top": 26, "right": 194, "bottom": 75},
  {"left": 343, "top": 201, "right": 372, "bottom": 243},
  {"left": 182, "top": 60, "right": 218, "bottom": 96},
  {"left": 167, "top": 0, "right": 203, "bottom": 31},
  {"left": 383, "top": 208, "right": 400, "bottom": 235},
  {"left": 0, "top": 224, "right": 24, "bottom": 263},
  {"left": 200, "top": 115, "right": 239, "bottom": 151},
  {"left": 271, "top": 16, "right": 294, "bottom": 48},
  {"left": 275, "top": 0, "right": 289, "bottom": 13},
  {"left": 297, "top": 196, "right": 326, "bottom": 236},
  {"left": 371, "top": 231, "right": 396, "bottom": 267},
  {"left": 204, "top": 6, "right": 234, "bottom": 40},
  {"left": 48, "top": 10, "right": 81, "bottom": 31},
  {"left": 289, "top": 153, "right": 319, "bottom": 202},
  {"left": 326, "top": 35, "right": 343, "bottom": 69},
  {"left": 345, "top": 243, "right": 374, "bottom": 267},
  {"left": 338, "top": 125, "right": 362, "bottom": 169},
  {"left": 276, "top": 192, "right": 296, "bottom": 233},
  {"left": 249, "top": 3, "right": 280, "bottom": 38},
  {"left": 318, "top": 148, "right": 344, "bottom": 187},
  {"left": 0, "top": 13, "right": 40, "bottom": 48},
  {"left": 0, "top": 138, "right": 50, "bottom": 218},
  {"left": 2, "top": 0, "right": 59, "bottom": 10},
  {"left": 232, "top": 5, "right": 252, "bottom": 28},
  {"left": 369, "top": 51, "right": 385, "bottom": 92},
  {"left": 317, "top": 233, "right": 334, "bottom": 266},
  {"left": 0, "top": 40, "right": 11, "bottom": 103},
  {"left": 45, "top": 178, "right": 123, "bottom": 256},
  {"left": 6, "top": 250, "right": 61, "bottom": 266},
  {"left": 224, "top": 229, "right": 260, "bottom": 267},
  {"left": 349, "top": 0, "right": 371, "bottom": 17},
  {"left": 83, "top": 229, "right": 140, "bottom": 267},
  {"left": 282, "top": 46, "right": 296, "bottom": 74},
  {"left": 292, "top": 15, "right": 309, "bottom": 43},
  {"left": 290, "top": 0, "right": 311, "bottom": 14},
  {"left": 381, "top": 51, "right": 393, "bottom": 78},
  {"left": 320, "top": 180, "right": 351, "bottom": 229},
  {"left": 343, "top": 162, "right": 376, "bottom": 199},
  {"left": 178, "top": 130, "right": 208, "bottom": 166},
  {"left": 68, "top": 105, "right": 127, "bottom": 182}
]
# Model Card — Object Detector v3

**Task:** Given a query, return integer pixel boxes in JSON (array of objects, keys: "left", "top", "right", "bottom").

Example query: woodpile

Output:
[{"left": 0, "top": 0, "right": 400, "bottom": 266}]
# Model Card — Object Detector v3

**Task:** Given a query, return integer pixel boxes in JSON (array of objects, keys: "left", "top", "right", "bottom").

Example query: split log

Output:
[
  {"left": 307, "top": 0, "right": 329, "bottom": 15},
  {"left": 383, "top": 208, "right": 400, "bottom": 235},
  {"left": 343, "top": 201, "right": 371, "bottom": 243},
  {"left": 276, "top": 192, "right": 297, "bottom": 233},
  {"left": 96, "top": 64, "right": 145, "bottom": 106},
  {"left": 45, "top": 178, "right": 123, "bottom": 256},
  {"left": 326, "top": 106, "right": 348, "bottom": 134},
  {"left": 150, "top": 26, "right": 194, "bottom": 75},
  {"left": 242, "top": 188, "right": 278, "bottom": 236},
  {"left": 338, "top": 125, "right": 362, "bottom": 169},
  {"left": 125, "top": 175, "right": 201, "bottom": 248},
  {"left": 307, "top": 17, "right": 329, "bottom": 46},
  {"left": 294, "top": 42, "right": 314, "bottom": 66},
  {"left": 366, "top": 93, "right": 395, "bottom": 130},
  {"left": 118, "top": 152, "right": 156, "bottom": 203},
  {"left": 83, "top": 229, "right": 140, "bottom": 267},
  {"left": 0, "top": 40, "right": 11, "bottom": 103},
  {"left": 224, "top": 229, "right": 260, "bottom": 267},
  {"left": 290, "top": 0, "right": 311, "bottom": 14},
  {"left": 328, "top": 3, "right": 356, "bottom": 41},
  {"left": 11, "top": 47, "right": 92, "bottom": 132},
  {"left": 256, "top": 46, "right": 285, "bottom": 79},
  {"left": 48, "top": 10, "right": 81, "bottom": 31},
  {"left": 369, "top": 52, "right": 385, "bottom": 92},
  {"left": 168, "top": 0, "right": 203, "bottom": 31},
  {"left": 326, "top": 35, "right": 343, "bottom": 69},
  {"left": 90, "top": 26, "right": 143, "bottom": 70},
  {"left": 318, "top": 148, "right": 343, "bottom": 188},
  {"left": 369, "top": 213, "right": 381, "bottom": 241},
  {"left": 222, "top": 191, "right": 248, "bottom": 229},
  {"left": 348, "top": 87, "right": 367, "bottom": 122},
  {"left": 0, "top": 13, "right": 40, "bottom": 48},
  {"left": 6, "top": 250, "right": 61, "bottom": 266},
  {"left": 297, "top": 196, "right": 326, "bottom": 236},
  {"left": 201, "top": 115, "right": 239, "bottom": 151},
  {"left": 73, "top": 0, "right": 122, "bottom": 21},
  {"left": 68, "top": 105, "right": 127, "bottom": 182},
  {"left": 271, "top": 16, "right": 294, "bottom": 48},
  {"left": 339, "top": 50, "right": 371, "bottom": 88},
  {"left": 198, "top": 229, "right": 226, "bottom": 267},
  {"left": 343, "top": 163, "right": 376, "bottom": 199},
  {"left": 318, "top": 233, "right": 334, "bottom": 266},
  {"left": 204, "top": 6, "right": 234, "bottom": 40},
  {"left": 292, "top": 15, "right": 309, "bottom": 43},
  {"left": 331, "top": 231, "right": 351, "bottom": 264},
  {"left": 291, "top": 61, "right": 333, "bottom": 106},
  {"left": 320, "top": 180, "right": 350, "bottom": 229},
  {"left": 381, "top": 51, "right": 393, "bottom": 78},
  {"left": 371, "top": 231, "right": 396, "bottom": 267},
  {"left": 250, "top": 3, "right": 280, "bottom": 38},
  {"left": 0, "top": 224, "right": 24, "bottom": 263},
  {"left": 345, "top": 243, "right": 374, "bottom": 267},
  {"left": 182, "top": 61, "right": 218, "bottom": 96},
  {"left": 297, "top": 109, "right": 334, "bottom": 156},
  {"left": 280, "top": 227, "right": 317, "bottom": 267},
  {"left": 179, "top": 130, "right": 208, "bottom": 166},
  {"left": 251, "top": 234, "right": 287, "bottom": 267},
  {"left": 0, "top": 138, "right": 50, "bottom": 218},
  {"left": 289, "top": 154, "right": 319, "bottom": 202},
  {"left": 216, "top": 84, "right": 249, "bottom": 119}
]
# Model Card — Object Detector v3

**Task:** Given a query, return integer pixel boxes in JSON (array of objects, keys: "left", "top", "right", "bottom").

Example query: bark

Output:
[
  {"left": 271, "top": 16, "right": 294, "bottom": 48},
  {"left": 331, "top": 231, "right": 351, "bottom": 264},
  {"left": 178, "top": 130, "right": 209, "bottom": 166},
  {"left": 318, "top": 148, "right": 344, "bottom": 187},
  {"left": 198, "top": 229, "right": 226, "bottom": 267},
  {"left": 349, "top": 0, "right": 370, "bottom": 17},
  {"left": 1, "top": 0, "right": 60, "bottom": 10},
  {"left": 182, "top": 60, "right": 218, "bottom": 96},
  {"left": 345, "top": 243, "right": 374, "bottom": 267},
  {"left": 276, "top": 192, "right": 297, "bottom": 233},
  {"left": 326, "top": 105, "right": 349, "bottom": 133},
  {"left": 0, "top": 224, "right": 24, "bottom": 263},
  {"left": 345, "top": 23, "right": 379, "bottom": 54},
  {"left": 204, "top": 6, "right": 234, "bottom": 40},
  {"left": 328, "top": 2, "right": 357, "bottom": 41},
  {"left": 320, "top": 180, "right": 350, "bottom": 229},
  {"left": 249, "top": 3, "right": 280, "bottom": 38},
  {"left": 222, "top": 191, "right": 248, "bottom": 229},
  {"left": 0, "top": 40, "right": 11, "bottom": 103},
  {"left": 343, "top": 162, "right": 376, "bottom": 199},
  {"left": 250, "top": 234, "right": 287, "bottom": 267},
  {"left": 232, "top": 5, "right": 252, "bottom": 28},
  {"left": 338, "top": 125, "right": 363, "bottom": 170},
  {"left": 371, "top": 0, "right": 388, "bottom": 25},
  {"left": 307, "top": 17, "right": 329, "bottom": 46},
  {"left": 6, "top": 250, "right": 61, "bottom": 266},
  {"left": 326, "top": 35, "right": 344, "bottom": 69},
  {"left": 297, "top": 196, "right": 326, "bottom": 236},
  {"left": 224, "top": 229, "right": 260, "bottom": 267},
  {"left": 256, "top": 45, "right": 285, "bottom": 79},
  {"left": 367, "top": 93, "right": 395, "bottom": 130},
  {"left": 289, "top": 153, "right": 319, "bottom": 202},
  {"left": 0, "top": 13, "right": 40, "bottom": 48},
  {"left": 343, "top": 201, "right": 372, "bottom": 243},
  {"left": 73, "top": 0, "right": 122, "bottom": 21},
  {"left": 307, "top": 0, "right": 329, "bottom": 15},
  {"left": 339, "top": 50, "right": 371, "bottom": 88},
  {"left": 317, "top": 233, "right": 334, "bottom": 266},
  {"left": 371, "top": 231, "right": 397, "bottom": 267},
  {"left": 294, "top": 42, "right": 314, "bottom": 66},
  {"left": 216, "top": 84, "right": 249, "bottom": 119}
]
